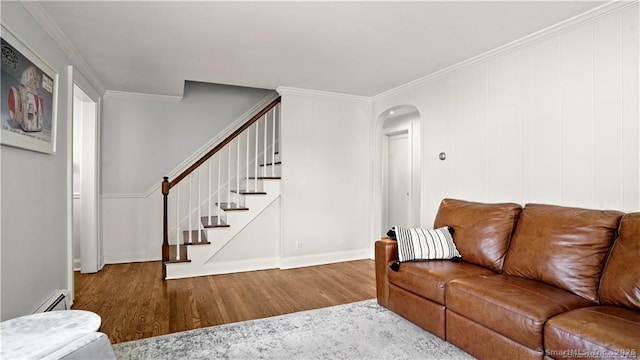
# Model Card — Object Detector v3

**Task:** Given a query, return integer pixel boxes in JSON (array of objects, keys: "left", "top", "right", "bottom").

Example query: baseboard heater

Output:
[{"left": 34, "top": 289, "right": 71, "bottom": 313}]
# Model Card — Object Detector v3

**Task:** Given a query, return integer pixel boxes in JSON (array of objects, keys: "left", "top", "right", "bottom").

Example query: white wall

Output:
[
  {"left": 202, "top": 198, "right": 281, "bottom": 274},
  {"left": 373, "top": 4, "right": 640, "bottom": 230},
  {"left": 101, "top": 82, "right": 273, "bottom": 195},
  {"left": 278, "top": 88, "right": 373, "bottom": 266},
  {"left": 102, "top": 193, "right": 162, "bottom": 263},
  {"left": 1, "top": 2, "right": 73, "bottom": 319}
]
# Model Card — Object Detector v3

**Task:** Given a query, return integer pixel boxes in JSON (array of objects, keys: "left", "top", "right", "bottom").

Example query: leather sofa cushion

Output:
[
  {"left": 388, "top": 260, "right": 493, "bottom": 304},
  {"left": 599, "top": 213, "right": 640, "bottom": 311},
  {"left": 545, "top": 306, "right": 640, "bottom": 360},
  {"left": 446, "top": 274, "right": 593, "bottom": 350},
  {"left": 503, "top": 204, "right": 623, "bottom": 303},
  {"left": 433, "top": 198, "right": 522, "bottom": 273}
]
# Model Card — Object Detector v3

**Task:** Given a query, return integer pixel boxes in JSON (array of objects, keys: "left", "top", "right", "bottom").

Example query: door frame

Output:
[
  {"left": 66, "top": 66, "right": 102, "bottom": 303},
  {"left": 382, "top": 125, "right": 413, "bottom": 232}
]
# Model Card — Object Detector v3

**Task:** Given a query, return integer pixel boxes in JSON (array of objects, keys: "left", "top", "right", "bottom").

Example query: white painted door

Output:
[{"left": 387, "top": 133, "right": 411, "bottom": 228}]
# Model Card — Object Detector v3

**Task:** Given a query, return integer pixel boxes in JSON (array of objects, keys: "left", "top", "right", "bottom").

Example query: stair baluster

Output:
[
  {"left": 227, "top": 144, "right": 231, "bottom": 208},
  {"left": 197, "top": 168, "right": 202, "bottom": 243},
  {"left": 263, "top": 113, "right": 267, "bottom": 177},
  {"left": 217, "top": 154, "right": 221, "bottom": 224},
  {"left": 272, "top": 107, "right": 276, "bottom": 177},
  {"left": 246, "top": 129, "right": 250, "bottom": 195},
  {"left": 208, "top": 160, "right": 212, "bottom": 226},
  {"left": 236, "top": 139, "right": 240, "bottom": 205},
  {"left": 175, "top": 183, "right": 180, "bottom": 260},
  {"left": 188, "top": 174, "right": 192, "bottom": 245},
  {"left": 254, "top": 120, "right": 259, "bottom": 191}
]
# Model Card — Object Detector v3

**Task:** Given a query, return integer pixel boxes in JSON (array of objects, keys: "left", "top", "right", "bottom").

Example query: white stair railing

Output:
[{"left": 161, "top": 98, "right": 281, "bottom": 279}]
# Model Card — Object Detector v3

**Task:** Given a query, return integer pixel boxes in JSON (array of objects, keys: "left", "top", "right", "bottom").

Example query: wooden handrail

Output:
[
  {"left": 169, "top": 96, "right": 281, "bottom": 189},
  {"left": 161, "top": 96, "right": 281, "bottom": 277}
]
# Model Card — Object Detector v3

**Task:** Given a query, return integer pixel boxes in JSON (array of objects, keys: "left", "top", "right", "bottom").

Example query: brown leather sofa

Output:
[{"left": 375, "top": 198, "right": 639, "bottom": 360}]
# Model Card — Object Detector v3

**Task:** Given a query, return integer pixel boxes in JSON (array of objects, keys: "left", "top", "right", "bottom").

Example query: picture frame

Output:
[{"left": 1, "top": 25, "right": 58, "bottom": 154}]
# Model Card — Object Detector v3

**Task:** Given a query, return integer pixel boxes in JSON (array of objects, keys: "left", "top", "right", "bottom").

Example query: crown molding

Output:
[
  {"left": 277, "top": 86, "right": 372, "bottom": 103},
  {"left": 21, "top": 1, "right": 107, "bottom": 95},
  {"left": 374, "top": 0, "right": 637, "bottom": 101},
  {"left": 104, "top": 90, "right": 183, "bottom": 103}
]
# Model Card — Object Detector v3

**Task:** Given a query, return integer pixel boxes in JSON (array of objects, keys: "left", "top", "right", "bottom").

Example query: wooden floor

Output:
[{"left": 72, "top": 260, "right": 376, "bottom": 344}]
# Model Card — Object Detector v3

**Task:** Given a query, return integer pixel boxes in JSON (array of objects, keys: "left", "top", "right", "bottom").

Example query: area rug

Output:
[{"left": 113, "top": 299, "right": 475, "bottom": 360}]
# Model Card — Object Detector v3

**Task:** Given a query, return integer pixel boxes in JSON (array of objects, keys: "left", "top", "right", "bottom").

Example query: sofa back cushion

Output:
[
  {"left": 503, "top": 204, "right": 623, "bottom": 303},
  {"left": 433, "top": 198, "right": 522, "bottom": 273},
  {"left": 599, "top": 213, "right": 640, "bottom": 310}
]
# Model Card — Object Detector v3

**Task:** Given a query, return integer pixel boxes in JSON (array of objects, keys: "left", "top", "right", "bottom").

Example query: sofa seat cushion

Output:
[
  {"left": 545, "top": 306, "right": 640, "bottom": 360},
  {"left": 446, "top": 274, "right": 594, "bottom": 349},
  {"left": 388, "top": 260, "right": 494, "bottom": 305}
]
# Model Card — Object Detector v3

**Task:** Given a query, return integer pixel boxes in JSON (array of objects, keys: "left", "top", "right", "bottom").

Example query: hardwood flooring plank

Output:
[{"left": 72, "top": 259, "right": 375, "bottom": 344}]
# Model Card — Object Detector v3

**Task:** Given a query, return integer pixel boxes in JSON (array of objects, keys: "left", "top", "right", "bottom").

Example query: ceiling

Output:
[{"left": 37, "top": 1, "right": 604, "bottom": 97}]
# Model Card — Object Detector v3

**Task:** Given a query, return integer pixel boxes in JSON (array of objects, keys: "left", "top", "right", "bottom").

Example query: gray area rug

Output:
[{"left": 113, "top": 299, "right": 475, "bottom": 359}]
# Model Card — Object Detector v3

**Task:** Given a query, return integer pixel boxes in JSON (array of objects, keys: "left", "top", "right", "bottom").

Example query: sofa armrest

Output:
[{"left": 375, "top": 237, "right": 397, "bottom": 308}]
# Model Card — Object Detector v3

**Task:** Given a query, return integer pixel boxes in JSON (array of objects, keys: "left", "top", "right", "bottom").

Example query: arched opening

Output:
[{"left": 376, "top": 105, "right": 421, "bottom": 236}]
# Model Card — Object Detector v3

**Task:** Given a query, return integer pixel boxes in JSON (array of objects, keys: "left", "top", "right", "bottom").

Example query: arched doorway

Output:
[{"left": 377, "top": 105, "right": 421, "bottom": 234}]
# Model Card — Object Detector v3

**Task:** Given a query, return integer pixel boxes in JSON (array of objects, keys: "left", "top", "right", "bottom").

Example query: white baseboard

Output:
[
  {"left": 165, "top": 257, "right": 279, "bottom": 279},
  {"left": 165, "top": 251, "right": 370, "bottom": 279},
  {"left": 73, "top": 259, "right": 81, "bottom": 271},
  {"left": 110, "top": 250, "right": 370, "bottom": 277},
  {"left": 104, "top": 252, "right": 161, "bottom": 265},
  {"left": 204, "top": 257, "right": 280, "bottom": 275},
  {"left": 279, "top": 249, "right": 370, "bottom": 270}
]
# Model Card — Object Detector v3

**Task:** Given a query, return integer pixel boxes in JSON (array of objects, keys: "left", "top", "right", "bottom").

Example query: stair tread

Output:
[
  {"left": 164, "top": 244, "right": 191, "bottom": 264},
  {"left": 231, "top": 189, "right": 267, "bottom": 195},
  {"left": 184, "top": 239, "right": 211, "bottom": 246},
  {"left": 216, "top": 202, "right": 249, "bottom": 211},
  {"left": 259, "top": 161, "right": 281, "bottom": 167},
  {"left": 247, "top": 176, "right": 281, "bottom": 180},
  {"left": 201, "top": 216, "right": 230, "bottom": 228}
]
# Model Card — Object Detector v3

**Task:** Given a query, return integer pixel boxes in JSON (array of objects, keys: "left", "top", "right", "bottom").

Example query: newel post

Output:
[{"left": 161, "top": 176, "right": 170, "bottom": 278}]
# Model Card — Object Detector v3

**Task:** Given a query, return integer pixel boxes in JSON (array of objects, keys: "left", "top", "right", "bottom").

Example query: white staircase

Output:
[
  {"left": 165, "top": 177, "right": 280, "bottom": 279},
  {"left": 161, "top": 98, "right": 281, "bottom": 279}
]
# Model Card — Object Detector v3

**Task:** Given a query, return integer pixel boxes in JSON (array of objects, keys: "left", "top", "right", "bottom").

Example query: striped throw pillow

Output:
[{"left": 393, "top": 226, "right": 462, "bottom": 262}]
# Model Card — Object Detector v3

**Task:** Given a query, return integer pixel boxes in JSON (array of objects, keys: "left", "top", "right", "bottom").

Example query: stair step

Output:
[
  {"left": 259, "top": 161, "right": 281, "bottom": 167},
  {"left": 182, "top": 230, "right": 210, "bottom": 245},
  {"left": 231, "top": 189, "right": 267, "bottom": 195},
  {"left": 247, "top": 176, "right": 281, "bottom": 180},
  {"left": 164, "top": 245, "right": 191, "bottom": 264},
  {"left": 201, "top": 216, "right": 230, "bottom": 228},
  {"left": 216, "top": 202, "right": 249, "bottom": 211}
]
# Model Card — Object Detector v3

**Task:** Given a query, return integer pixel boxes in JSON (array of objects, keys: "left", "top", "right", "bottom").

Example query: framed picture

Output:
[{"left": 1, "top": 25, "right": 58, "bottom": 154}]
